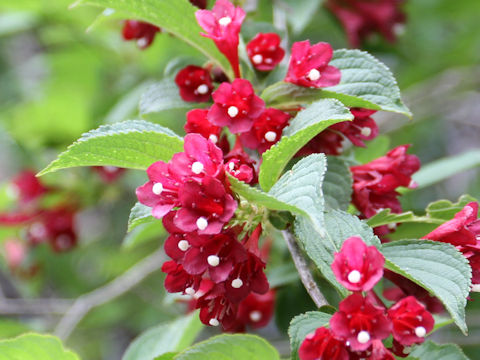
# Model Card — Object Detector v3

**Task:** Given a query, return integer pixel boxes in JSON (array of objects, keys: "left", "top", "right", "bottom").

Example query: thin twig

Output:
[
  {"left": 282, "top": 230, "right": 329, "bottom": 308},
  {"left": 0, "top": 298, "right": 73, "bottom": 314},
  {"left": 54, "top": 249, "right": 166, "bottom": 341}
]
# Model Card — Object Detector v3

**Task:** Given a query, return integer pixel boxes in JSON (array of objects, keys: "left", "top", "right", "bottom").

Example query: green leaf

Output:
[
  {"left": 122, "top": 312, "right": 203, "bottom": 360},
  {"left": 259, "top": 99, "right": 353, "bottom": 191},
  {"left": 382, "top": 240, "right": 471, "bottom": 335},
  {"left": 323, "top": 157, "right": 352, "bottom": 210},
  {"left": 412, "top": 149, "right": 480, "bottom": 190},
  {"left": 295, "top": 209, "right": 380, "bottom": 296},
  {"left": 282, "top": 0, "right": 324, "bottom": 35},
  {"left": 155, "top": 354, "right": 177, "bottom": 360},
  {"left": 123, "top": 221, "right": 165, "bottom": 250},
  {"left": 140, "top": 78, "right": 197, "bottom": 117},
  {"left": 174, "top": 334, "right": 280, "bottom": 360},
  {"left": 73, "top": 0, "right": 232, "bottom": 77},
  {"left": 0, "top": 333, "right": 80, "bottom": 360},
  {"left": 38, "top": 120, "right": 183, "bottom": 175},
  {"left": 354, "top": 135, "right": 390, "bottom": 164},
  {"left": 425, "top": 195, "right": 478, "bottom": 220},
  {"left": 408, "top": 341, "right": 470, "bottom": 360},
  {"left": 128, "top": 202, "right": 156, "bottom": 232},
  {"left": 288, "top": 311, "right": 331, "bottom": 360},
  {"left": 0, "top": 319, "right": 30, "bottom": 339},
  {"left": 261, "top": 49, "right": 411, "bottom": 117}
]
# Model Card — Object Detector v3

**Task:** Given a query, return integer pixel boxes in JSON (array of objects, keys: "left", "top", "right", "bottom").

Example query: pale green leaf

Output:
[
  {"left": 408, "top": 341, "right": 470, "bottom": 360},
  {"left": 123, "top": 221, "right": 165, "bottom": 250},
  {"left": 259, "top": 99, "right": 353, "bottom": 191},
  {"left": 128, "top": 202, "right": 156, "bottom": 232},
  {"left": 288, "top": 311, "right": 331, "bottom": 360},
  {"left": 38, "top": 120, "right": 183, "bottom": 175},
  {"left": 323, "top": 156, "right": 352, "bottom": 210},
  {"left": 382, "top": 240, "right": 471, "bottom": 335}
]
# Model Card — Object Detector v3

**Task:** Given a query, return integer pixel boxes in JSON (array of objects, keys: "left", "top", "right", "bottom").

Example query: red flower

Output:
[
  {"left": 348, "top": 340, "right": 395, "bottom": 360},
  {"left": 387, "top": 296, "right": 434, "bottom": 346},
  {"left": 10, "top": 170, "right": 48, "bottom": 205},
  {"left": 122, "top": 20, "right": 160, "bottom": 49},
  {"left": 185, "top": 109, "right": 222, "bottom": 144},
  {"left": 174, "top": 176, "right": 237, "bottom": 235},
  {"left": 239, "top": 108, "right": 291, "bottom": 153},
  {"left": 92, "top": 166, "right": 125, "bottom": 183},
  {"left": 236, "top": 290, "right": 276, "bottom": 330},
  {"left": 296, "top": 129, "right": 345, "bottom": 157},
  {"left": 422, "top": 202, "right": 479, "bottom": 247},
  {"left": 195, "top": 0, "right": 246, "bottom": 78},
  {"left": 331, "top": 236, "right": 385, "bottom": 292},
  {"left": 285, "top": 40, "right": 341, "bottom": 88},
  {"left": 197, "top": 285, "right": 239, "bottom": 330},
  {"left": 299, "top": 327, "right": 349, "bottom": 360},
  {"left": 351, "top": 145, "right": 420, "bottom": 218},
  {"left": 330, "top": 293, "right": 391, "bottom": 351},
  {"left": 208, "top": 79, "right": 265, "bottom": 133},
  {"left": 246, "top": 33, "right": 285, "bottom": 71},
  {"left": 224, "top": 140, "right": 257, "bottom": 184},
  {"left": 332, "top": 108, "right": 378, "bottom": 147},
  {"left": 162, "top": 260, "right": 200, "bottom": 294},
  {"left": 4, "top": 239, "right": 27, "bottom": 271},
  {"left": 175, "top": 65, "right": 214, "bottom": 102},
  {"left": 190, "top": 0, "right": 207, "bottom": 8},
  {"left": 326, "top": 0, "right": 406, "bottom": 48}
]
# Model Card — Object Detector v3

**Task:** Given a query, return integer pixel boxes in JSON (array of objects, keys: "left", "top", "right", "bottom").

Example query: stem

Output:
[{"left": 282, "top": 230, "right": 329, "bottom": 308}]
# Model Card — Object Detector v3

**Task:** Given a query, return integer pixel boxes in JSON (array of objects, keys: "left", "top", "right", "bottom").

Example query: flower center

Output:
[
  {"left": 196, "top": 84, "right": 209, "bottom": 95},
  {"left": 185, "top": 287, "right": 195, "bottom": 296},
  {"left": 231, "top": 278, "right": 243, "bottom": 288},
  {"left": 357, "top": 331, "right": 370, "bottom": 344},
  {"left": 361, "top": 127, "right": 372, "bottom": 137},
  {"left": 252, "top": 54, "right": 263, "bottom": 64},
  {"left": 191, "top": 161, "right": 204, "bottom": 174},
  {"left": 207, "top": 255, "right": 220, "bottom": 267},
  {"left": 177, "top": 240, "right": 190, "bottom": 251},
  {"left": 208, "top": 134, "right": 218, "bottom": 143},
  {"left": 264, "top": 131, "right": 277, "bottom": 142},
  {"left": 347, "top": 270, "right": 362, "bottom": 284},
  {"left": 306, "top": 68, "right": 321, "bottom": 81},
  {"left": 209, "top": 318, "right": 220, "bottom": 326},
  {"left": 415, "top": 326, "right": 426, "bottom": 337},
  {"left": 196, "top": 217, "right": 209, "bottom": 230},
  {"left": 249, "top": 311, "right": 262, "bottom": 322},
  {"left": 227, "top": 106, "right": 239, "bottom": 118},
  {"left": 218, "top": 16, "right": 232, "bottom": 26},
  {"left": 152, "top": 182, "right": 163, "bottom": 195}
]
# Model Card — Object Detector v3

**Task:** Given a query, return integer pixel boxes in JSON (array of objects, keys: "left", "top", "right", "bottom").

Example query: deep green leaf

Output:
[
  {"left": 174, "top": 334, "right": 280, "bottom": 360},
  {"left": 323, "top": 157, "right": 352, "bottom": 210},
  {"left": 0, "top": 333, "right": 80, "bottom": 360},
  {"left": 128, "top": 202, "right": 156, "bottom": 232},
  {"left": 122, "top": 312, "right": 203, "bottom": 360},
  {"left": 288, "top": 311, "right": 332, "bottom": 360},
  {"left": 259, "top": 99, "right": 352, "bottom": 191},
  {"left": 139, "top": 78, "right": 197, "bottom": 117},
  {"left": 382, "top": 240, "right": 471, "bottom": 335},
  {"left": 261, "top": 49, "right": 410, "bottom": 117},
  {"left": 73, "top": 0, "right": 232, "bottom": 77},
  {"left": 295, "top": 209, "right": 380, "bottom": 296},
  {"left": 38, "top": 120, "right": 183, "bottom": 175},
  {"left": 408, "top": 340, "right": 470, "bottom": 360}
]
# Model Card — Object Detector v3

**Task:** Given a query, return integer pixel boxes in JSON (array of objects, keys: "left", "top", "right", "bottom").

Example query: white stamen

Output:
[
  {"left": 178, "top": 240, "right": 190, "bottom": 251},
  {"left": 307, "top": 68, "right": 321, "bottom": 81},
  {"left": 228, "top": 162, "right": 235, "bottom": 171},
  {"left": 197, "top": 84, "right": 209, "bottom": 95},
  {"left": 231, "top": 278, "right": 243, "bottom": 288},
  {"left": 394, "top": 23, "right": 406, "bottom": 36},
  {"left": 249, "top": 311, "right": 262, "bottom": 322},
  {"left": 191, "top": 161, "right": 204, "bottom": 174},
  {"left": 209, "top": 318, "right": 220, "bottom": 326},
  {"left": 104, "top": 166, "right": 118, "bottom": 173},
  {"left": 264, "top": 131, "right": 277, "bottom": 142},
  {"left": 360, "top": 127, "right": 372, "bottom": 137},
  {"left": 152, "top": 182, "right": 164, "bottom": 195},
  {"left": 264, "top": 58, "right": 273, "bottom": 64},
  {"left": 348, "top": 270, "right": 362, "bottom": 284},
  {"left": 471, "top": 284, "right": 480, "bottom": 292},
  {"left": 357, "top": 331, "right": 370, "bottom": 344},
  {"left": 30, "top": 222, "right": 47, "bottom": 238},
  {"left": 207, "top": 255, "right": 220, "bottom": 267},
  {"left": 252, "top": 54, "right": 263, "bottom": 64},
  {"left": 137, "top": 38, "right": 148, "bottom": 48},
  {"left": 196, "top": 217, "right": 208, "bottom": 230},
  {"left": 208, "top": 134, "right": 218, "bottom": 144},
  {"left": 227, "top": 106, "right": 239, "bottom": 118},
  {"left": 218, "top": 16, "right": 232, "bottom": 26},
  {"left": 185, "top": 287, "right": 195, "bottom": 296},
  {"left": 415, "top": 326, "right": 426, "bottom": 338},
  {"left": 387, "top": 222, "right": 397, "bottom": 230}
]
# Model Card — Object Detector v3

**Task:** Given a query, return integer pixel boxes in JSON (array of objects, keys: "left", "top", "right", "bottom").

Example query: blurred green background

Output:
[{"left": 0, "top": 0, "right": 479, "bottom": 359}]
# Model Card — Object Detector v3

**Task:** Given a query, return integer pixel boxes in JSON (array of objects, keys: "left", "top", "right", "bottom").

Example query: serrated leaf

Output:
[
  {"left": 74, "top": 0, "right": 232, "bottom": 77},
  {"left": 122, "top": 312, "right": 203, "bottom": 360},
  {"left": 38, "top": 120, "right": 183, "bottom": 175},
  {"left": 259, "top": 99, "right": 353, "bottom": 191},
  {"left": 174, "top": 334, "right": 280, "bottom": 360},
  {"left": 140, "top": 78, "right": 197, "bottom": 117},
  {"left": 425, "top": 195, "right": 478, "bottom": 221},
  {"left": 366, "top": 209, "right": 432, "bottom": 228},
  {"left": 323, "top": 157, "right": 352, "bottom": 210},
  {"left": 382, "top": 240, "right": 471, "bottom": 335},
  {"left": 408, "top": 340, "right": 470, "bottom": 360},
  {"left": 0, "top": 333, "right": 80, "bottom": 360},
  {"left": 288, "top": 311, "right": 332, "bottom": 360},
  {"left": 261, "top": 49, "right": 410, "bottom": 117},
  {"left": 128, "top": 202, "right": 156, "bottom": 232}
]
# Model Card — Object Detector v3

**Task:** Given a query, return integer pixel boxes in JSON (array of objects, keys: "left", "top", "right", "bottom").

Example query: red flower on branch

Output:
[
  {"left": 246, "top": 33, "right": 285, "bottom": 71},
  {"left": 185, "top": 109, "right": 222, "bottom": 144},
  {"left": 175, "top": 65, "right": 214, "bottom": 102},
  {"left": 10, "top": 170, "right": 48, "bottom": 205},
  {"left": 285, "top": 40, "right": 341, "bottom": 88},
  {"left": 299, "top": 327, "right": 349, "bottom": 360},
  {"left": 122, "top": 20, "right": 160, "bottom": 49}
]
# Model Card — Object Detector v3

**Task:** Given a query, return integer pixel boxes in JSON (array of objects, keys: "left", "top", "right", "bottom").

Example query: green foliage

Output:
[
  {"left": 0, "top": 333, "right": 80, "bottom": 360},
  {"left": 74, "top": 0, "right": 232, "bottom": 77},
  {"left": 128, "top": 202, "right": 156, "bottom": 232},
  {"left": 39, "top": 120, "right": 183, "bottom": 175},
  {"left": 174, "top": 334, "right": 280, "bottom": 360},
  {"left": 261, "top": 50, "right": 411, "bottom": 117},
  {"left": 123, "top": 221, "right": 165, "bottom": 250},
  {"left": 382, "top": 240, "right": 472, "bottom": 335},
  {"left": 408, "top": 341, "right": 470, "bottom": 360},
  {"left": 282, "top": 0, "right": 324, "bottom": 35},
  {"left": 323, "top": 157, "right": 352, "bottom": 210},
  {"left": 122, "top": 312, "right": 203, "bottom": 360},
  {"left": 288, "top": 311, "right": 331, "bottom": 360},
  {"left": 259, "top": 100, "right": 352, "bottom": 191}
]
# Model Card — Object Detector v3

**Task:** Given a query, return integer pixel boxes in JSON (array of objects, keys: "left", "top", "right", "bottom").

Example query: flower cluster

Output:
[
  {"left": 326, "top": 0, "right": 406, "bottom": 48},
  {"left": 299, "top": 236, "right": 434, "bottom": 359}
]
